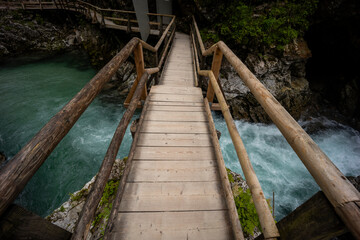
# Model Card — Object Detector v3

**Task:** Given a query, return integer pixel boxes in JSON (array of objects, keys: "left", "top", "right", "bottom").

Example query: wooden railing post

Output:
[
  {"left": 159, "top": 15, "right": 163, "bottom": 37},
  {"left": 126, "top": 13, "right": 131, "bottom": 33},
  {"left": 124, "top": 42, "right": 147, "bottom": 107},
  {"left": 207, "top": 46, "right": 223, "bottom": 103}
]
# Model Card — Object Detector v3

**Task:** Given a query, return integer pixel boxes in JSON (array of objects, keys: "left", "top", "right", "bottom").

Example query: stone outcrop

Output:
[
  {"left": 208, "top": 38, "right": 312, "bottom": 123},
  {"left": 46, "top": 158, "right": 125, "bottom": 240}
]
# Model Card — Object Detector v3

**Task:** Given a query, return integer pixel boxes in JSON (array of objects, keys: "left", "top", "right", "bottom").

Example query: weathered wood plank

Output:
[
  {"left": 150, "top": 86, "right": 201, "bottom": 95},
  {"left": 148, "top": 101, "right": 204, "bottom": 107},
  {"left": 150, "top": 94, "right": 203, "bottom": 102},
  {"left": 128, "top": 160, "right": 219, "bottom": 182},
  {"left": 111, "top": 211, "right": 233, "bottom": 240},
  {"left": 137, "top": 133, "right": 212, "bottom": 147},
  {"left": 160, "top": 81, "right": 194, "bottom": 87},
  {"left": 144, "top": 111, "right": 207, "bottom": 122},
  {"left": 119, "top": 195, "right": 226, "bottom": 212},
  {"left": 0, "top": 204, "right": 71, "bottom": 240},
  {"left": 134, "top": 146, "right": 215, "bottom": 160},
  {"left": 122, "top": 182, "right": 222, "bottom": 196},
  {"left": 147, "top": 105, "right": 205, "bottom": 112},
  {"left": 141, "top": 121, "right": 209, "bottom": 133}
]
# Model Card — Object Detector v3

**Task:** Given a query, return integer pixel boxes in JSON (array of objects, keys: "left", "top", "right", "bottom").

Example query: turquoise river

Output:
[{"left": 0, "top": 52, "right": 359, "bottom": 221}]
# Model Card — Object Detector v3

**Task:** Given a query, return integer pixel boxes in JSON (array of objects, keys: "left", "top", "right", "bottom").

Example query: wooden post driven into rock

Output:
[{"left": 0, "top": 37, "right": 140, "bottom": 217}]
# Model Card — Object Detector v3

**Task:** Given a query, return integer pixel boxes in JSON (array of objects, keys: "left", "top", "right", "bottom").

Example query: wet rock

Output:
[
  {"left": 216, "top": 39, "right": 312, "bottom": 123},
  {"left": 47, "top": 158, "right": 126, "bottom": 239}
]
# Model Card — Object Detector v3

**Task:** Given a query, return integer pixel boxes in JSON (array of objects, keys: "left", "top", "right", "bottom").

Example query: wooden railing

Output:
[
  {"left": 191, "top": 16, "right": 360, "bottom": 239},
  {"left": 0, "top": 10, "right": 175, "bottom": 240},
  {"left": 0, "top": 1, "right": 173, "bottom": 37}
]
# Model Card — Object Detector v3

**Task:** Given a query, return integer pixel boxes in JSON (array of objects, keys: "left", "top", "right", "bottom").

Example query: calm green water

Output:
[
  {"left": 0, "top": 52, "right": 138, "bottom": 217},
  {"left": 1, "top": 52, "right": 359, "bottom": 221}
]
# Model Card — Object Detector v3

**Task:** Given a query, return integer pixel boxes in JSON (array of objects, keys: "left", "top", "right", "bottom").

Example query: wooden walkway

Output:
[{"left": 107, "top": 33, "right": 234, "bottom": 239}]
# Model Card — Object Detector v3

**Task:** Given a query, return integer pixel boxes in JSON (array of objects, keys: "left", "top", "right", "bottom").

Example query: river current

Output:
[{"left": 0, "top": 52, "right": 359, "bottom": 220}]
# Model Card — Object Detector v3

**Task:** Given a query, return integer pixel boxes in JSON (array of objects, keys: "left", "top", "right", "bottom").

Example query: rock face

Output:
[
  {"left": 47, "top": 158, "right": 125, "bottom": 239},
  {"left": 212, "top": 38, "right": 312, "bottom": 123}
]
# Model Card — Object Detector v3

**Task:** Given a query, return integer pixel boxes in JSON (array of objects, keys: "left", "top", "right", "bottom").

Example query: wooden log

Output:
[
  {"left": 124, "top": 43, "right": 146, "bottom": 106},
  {"left": 0, "top": 204, "right": 71, "bottom": 240},
  {"left": 256, "top": 191, "right": 349, "bottom": 240},
  {"left": 71, "top": 71, "right": 149, "bottom": 240},
  {"left": 0, "top": 37, "right": 139, "bottom": 217},
  {"left": 204, "top": 98, "right": 245, "bottom": 240},
  {"left": 207, "top": 47, "right": 223, "bottom": 103},
  {"left": 216, "top": 41, "right": 360, "bottom": 238},
  {"left": 199, "top": 70, "right": 280, "bottom": 239},
  {"left": 154, "top": 16, "right": 175, "bottom": 50},
  {"left": 103, "top": 82, "right": 151, "bottom": 239}
]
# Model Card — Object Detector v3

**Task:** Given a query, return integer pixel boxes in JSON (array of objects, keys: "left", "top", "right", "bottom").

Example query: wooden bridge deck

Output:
[{"left": 107, "top": 33, "right": 234, "bottom": 239}]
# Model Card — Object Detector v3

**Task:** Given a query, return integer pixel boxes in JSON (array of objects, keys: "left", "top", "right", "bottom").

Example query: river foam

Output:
[{"left": 212, "top": 112, "right": 360, "bottom": 220}]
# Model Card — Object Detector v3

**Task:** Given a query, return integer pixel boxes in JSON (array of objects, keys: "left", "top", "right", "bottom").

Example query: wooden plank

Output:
[
  {"left": 163, "top": 72, "right": 194, "bottom": 79},
  {"left": 127, "top": 160, "right": 219, "bottom": 182},
  {"left": 165, "top": 66, "right": 193, "bottom": 71},
  {"left": 134, "top": 146, "right": 215, "bottom": 160},
  {"left": 160, "top": 81, "right": 194, "bottom": 87},
  {"left": 110, "top": 211, "right": 233, "bottom": 240},
  {"left": 162, "top": 76, "right": 194, "bottom": 82},
  {"left": 0, "top": 204, "right": 71, "bottom": 240},
  {"left": 147, "top": 105, "right": 205, "bottom": 112},
  {"left": 119, "top": 195, "right": 226, "bottom": 212},
  {"left": 141, "top": 121, "right": 209, "bottom": 133},
  {"left": 150, "top": 86, "right": 202, "bottom": 95},
  {"left": 148, "top": 101, "right": 204, "bottom": 107},
  {"left": 150, "top": 93, "right": 202, "bottom": 102},
  {"left": 144, "top": 111, "right": 207, "bottom": 122},
  {"left": 122, "top": 182, "right": 222, "bottom": 196},
  {"left": 137, "top": 133, "right": 212, "bottom": 147},
  {"left": 255, "top": 191, "right": 349, "bottom": 240}
]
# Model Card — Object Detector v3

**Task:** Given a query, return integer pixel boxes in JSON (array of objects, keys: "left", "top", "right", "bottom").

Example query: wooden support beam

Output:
[
  {"left": 71, "top": 71, "right": 149, "bottom": 240},
  {"left": 0, "top": 37, "right": 139, "bottom": 217},
  {"left": 204, "top": 97, "right": 245, "bottom": 240},
  {"left": 256, "top": 191, "right": 349, "bottom": 240}
]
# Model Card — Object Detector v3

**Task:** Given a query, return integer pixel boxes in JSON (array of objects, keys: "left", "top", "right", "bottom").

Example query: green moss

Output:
[
  {"left": 202, "top": 0, "right": 318, "bottom": 50},
  {"left": 70, "top": 188, "right": 88, "bottom": 202},
  {"left": 59, "top": 205, "right": 65, "bottom": 212},
  {"left": 92, "top": 179, "right": 120, "bottom": 236},
  {"left": 226, "top": 168, "right": 235, "bottom": 183}
]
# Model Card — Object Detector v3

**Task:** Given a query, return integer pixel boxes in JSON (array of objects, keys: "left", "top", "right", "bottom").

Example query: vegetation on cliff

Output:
[{"left": 198, "top": 0, "right": 318, "bottom": 51}]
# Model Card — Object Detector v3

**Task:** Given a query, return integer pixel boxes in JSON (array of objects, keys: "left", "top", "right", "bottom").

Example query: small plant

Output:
[
  {"left": 59, "top": 205, "right": 65, "bottom": 212},
  {"left": 234, "top": 187, "right": 262, "bottom": 236},
  {"left": 70, "top": 188, "right": 88, "bottom": 202},
  {"left": 92, "top": 180, "right": 119, "bottom": 230},
  {"left": 227, "top": 168, "right": 235, "bottom": 183}
]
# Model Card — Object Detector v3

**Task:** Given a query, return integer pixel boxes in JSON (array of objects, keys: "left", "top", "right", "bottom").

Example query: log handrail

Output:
[{"left": 191, "top": 16, "right": 360, "bottom": 239}]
